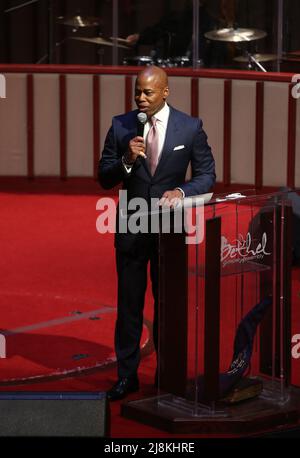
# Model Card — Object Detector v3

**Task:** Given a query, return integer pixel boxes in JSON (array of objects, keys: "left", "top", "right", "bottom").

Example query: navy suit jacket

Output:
[
  {"left": 98, "top": 105, "right": 216, "bottom": 252},
  {"left": 99, "top": 105, "right": 215, "bottom": 198}
]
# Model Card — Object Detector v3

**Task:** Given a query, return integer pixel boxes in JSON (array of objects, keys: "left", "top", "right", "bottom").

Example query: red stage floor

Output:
[{"left": 0, "top": 188, "right": 300, "bottom": 438}]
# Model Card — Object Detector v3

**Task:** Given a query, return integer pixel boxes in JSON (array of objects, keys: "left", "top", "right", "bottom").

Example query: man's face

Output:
[{"left": 135, "top": 75, "right": 169, "bottom": 118}]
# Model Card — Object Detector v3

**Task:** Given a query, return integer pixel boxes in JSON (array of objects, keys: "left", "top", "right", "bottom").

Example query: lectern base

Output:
[{"left": 121, "top": 382, "right": 300, "bottom": 436}]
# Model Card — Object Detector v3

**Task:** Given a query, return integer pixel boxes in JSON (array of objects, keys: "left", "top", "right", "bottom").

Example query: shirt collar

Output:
[{"left": 151, "top": 103, "right": 170, "bottom": 125}]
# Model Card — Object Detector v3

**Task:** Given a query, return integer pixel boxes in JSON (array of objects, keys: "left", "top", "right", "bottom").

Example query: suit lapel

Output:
[{"left": 153, "top": 107, "right": 179, "bottom": 179}]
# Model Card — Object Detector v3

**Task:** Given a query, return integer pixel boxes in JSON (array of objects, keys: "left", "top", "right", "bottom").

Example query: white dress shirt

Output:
[
  {"left": 122, "top": 103, "right": 169, "bottom": 173},
  {"left": 144, "top": 102, "right": 170, "bottom": 162}
]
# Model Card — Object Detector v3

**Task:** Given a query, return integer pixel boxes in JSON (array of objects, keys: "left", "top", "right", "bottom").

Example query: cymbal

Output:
[
  {"left": 234, "top": 53, "right": 277, "bottom": 63},
  {"left": 205, "top": 28, "right": 267, "bottom": 42},
  {"left": 57, "top": 15, "right": 100, "bottom": 28},
  {"left": 109, "top": 37, "right": 129, "bottom": 44},
  {"left": 70, "top": 36, "right": 130, "bottom": 49}
]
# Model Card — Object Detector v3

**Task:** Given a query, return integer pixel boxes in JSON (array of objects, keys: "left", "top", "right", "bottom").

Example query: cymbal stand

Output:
[
  {"left": 37, "top": 0, "right": 63, "bottom": 64},
  {"left": 46, "top": 3, "right": 90, "bottom": 64},
  {"left": 244, "top": 50, "right": 267, "bottom": 72},
  {"left": 48, "top": 0, "right": 54, "bottom": 63},
  {"left": 236, "top": 43, "right": 268, "bottom": 72},
  {"left": 36, "top": 37, "right": 69, "bottom": 64},
  {"left": 4, "top": 0, "right": 47, "bottom": 62},
  {"left": 4, "top": 0, "right": 39, "bottom": 13},
  {"left": 112, "top": 0, "right": 119, "bottom": 65}
]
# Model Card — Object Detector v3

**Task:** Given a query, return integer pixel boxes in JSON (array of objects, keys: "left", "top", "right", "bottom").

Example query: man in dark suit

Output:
[{"left": 98, "top": 66, "right": 215, "bottom": 401}]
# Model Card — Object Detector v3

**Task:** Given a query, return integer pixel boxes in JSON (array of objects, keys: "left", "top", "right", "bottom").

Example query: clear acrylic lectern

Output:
[{"left": 122, "top": 190, "right": 300, "bottom": 435}]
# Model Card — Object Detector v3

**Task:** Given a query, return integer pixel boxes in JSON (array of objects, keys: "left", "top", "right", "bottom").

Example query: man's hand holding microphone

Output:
[
  {"left": 124, "top": 136, "right": 147, "bottom": 165},
  {"left": 123, "top": 112, "right": 148, "bottom": 165}
]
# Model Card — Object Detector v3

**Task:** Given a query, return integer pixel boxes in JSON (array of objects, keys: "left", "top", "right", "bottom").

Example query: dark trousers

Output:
[{"left": 115, "top": 234, "right": 159, "bottom": 379}]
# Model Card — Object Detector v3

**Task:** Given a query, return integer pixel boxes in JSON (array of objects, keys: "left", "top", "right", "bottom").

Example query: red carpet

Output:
[
  {"left": 0, "top": 191, "right": 153, "bottom": 384},
  {"left": 0, "top": 187, "right": 299, "bottom": 438}
]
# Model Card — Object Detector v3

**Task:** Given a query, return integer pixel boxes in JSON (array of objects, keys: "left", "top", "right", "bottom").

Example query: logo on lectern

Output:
[{"left": 221, "top": 232, "right": 271, "bottom": 267}]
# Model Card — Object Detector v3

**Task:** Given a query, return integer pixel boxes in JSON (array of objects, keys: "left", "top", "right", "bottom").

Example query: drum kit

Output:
[
  {"left": 56, "top": 14, "right": 276, "bottom": 71},
  {"left": 56, "top": 14, "right": 130, "bottom": 50},
  {"left": 122, "top": 56, "right": 194, "bottom": 68},
  {"left": 204, "top": 27, "right": 277, "bottom": 71}
]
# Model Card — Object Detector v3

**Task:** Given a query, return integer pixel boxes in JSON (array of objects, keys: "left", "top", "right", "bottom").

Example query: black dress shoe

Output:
[{"left": 106, "top": 377, "right": 139, "bottom": 401}]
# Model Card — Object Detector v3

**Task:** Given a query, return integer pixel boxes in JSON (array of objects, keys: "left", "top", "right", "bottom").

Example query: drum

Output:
[
  {"left": 123, "top": 56, "right": 154, "bottom": 66},
  {"left": 171, "top": 56, "right": 191, "bottom": 67},
  {"left": 155, "top": 58, "right": 174, "bottom": 68}
]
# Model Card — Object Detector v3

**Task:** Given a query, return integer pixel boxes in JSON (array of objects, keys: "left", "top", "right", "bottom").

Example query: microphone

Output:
[
  {"left": 137, "top": 112, "right": 147, "bottom": 137},
  {"left": 133, "top": 112, "right": 147, "bottom": 166}
]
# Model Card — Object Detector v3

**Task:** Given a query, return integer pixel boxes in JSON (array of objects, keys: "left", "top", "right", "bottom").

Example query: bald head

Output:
[
  {"left": 135, "top": 66, "right": 169, "bottom": 118},
  {"left": 136, "top": 65, "right": 168, "bottom": 88}
]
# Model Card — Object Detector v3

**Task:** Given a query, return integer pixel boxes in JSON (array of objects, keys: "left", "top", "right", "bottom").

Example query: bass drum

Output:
[{"left": 123, "top": 56, "right": 154, "bottom": 66}]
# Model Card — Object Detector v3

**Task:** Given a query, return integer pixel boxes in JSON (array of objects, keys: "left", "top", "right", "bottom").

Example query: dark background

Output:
[{"left": 0, "top": 0, "right": 299, "bottom": 67}]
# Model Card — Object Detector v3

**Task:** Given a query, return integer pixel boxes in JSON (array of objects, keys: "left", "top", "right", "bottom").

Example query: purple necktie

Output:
[{"left": 147, "top": 117, "right": 159, "bottom": 175}]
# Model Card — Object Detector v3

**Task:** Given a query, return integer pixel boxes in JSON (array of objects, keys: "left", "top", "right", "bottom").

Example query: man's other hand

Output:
[
  {"left": 159, "top": 189, "right": 184, "bottom": 208},
  {"left": 125, "top": 34, "right": 140, "bottom": 46}
]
